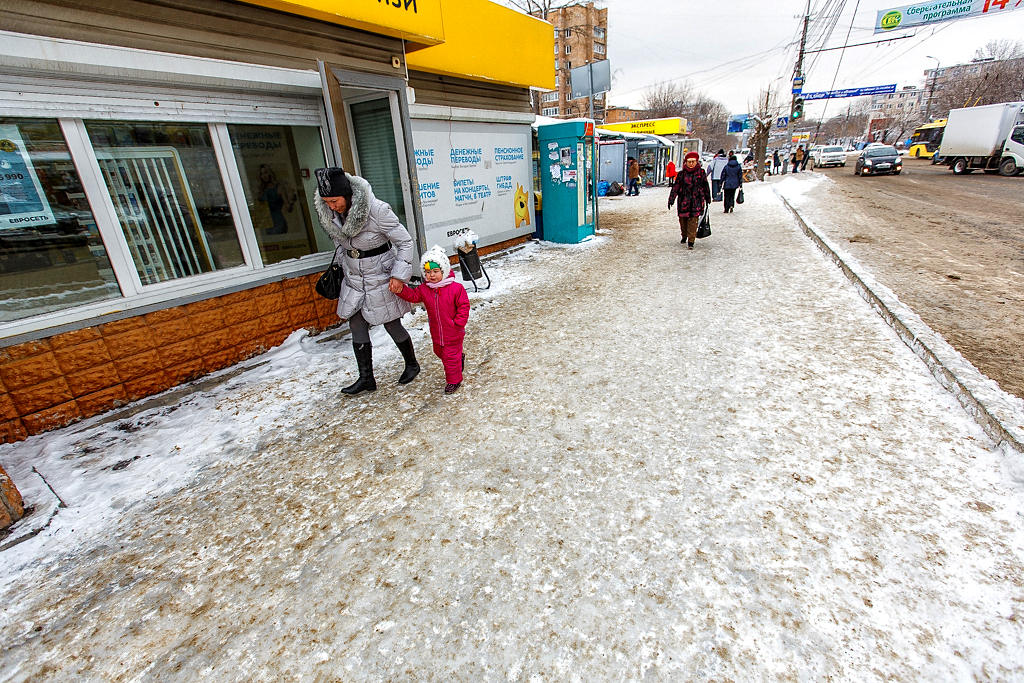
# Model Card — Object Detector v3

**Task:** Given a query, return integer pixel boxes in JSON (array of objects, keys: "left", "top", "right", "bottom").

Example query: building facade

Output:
[
  {"left": 535, "top": 2, "right": 608, "bottom": 122},
  {"left": 604, "top": 107, "right": 649, "bottom": 124},
  {"left": 0, "top": 0, "right": 553, "bottom": 464}
]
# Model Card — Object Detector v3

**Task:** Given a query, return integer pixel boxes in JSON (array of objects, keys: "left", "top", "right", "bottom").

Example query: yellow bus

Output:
[{"left": 907, "top": 119, "right": 947, "bottom": 158}]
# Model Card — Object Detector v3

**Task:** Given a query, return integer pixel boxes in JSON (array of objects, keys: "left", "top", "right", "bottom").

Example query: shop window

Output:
[
  {"left": 0, "top": 118, "right": 120, "bottom": 322},
  {"left": 85, "top": 121, "right": 245, "bottom": 284},
  {"left": 227, "top": 124, "right": 332, "bottom": 265}
]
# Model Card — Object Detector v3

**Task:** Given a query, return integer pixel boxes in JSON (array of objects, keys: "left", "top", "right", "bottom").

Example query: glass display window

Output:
[
  {"left": 0, "top": 118, "right": 120, "bottom": 322},
  {"left": 85, "top": 121, "right": 245, "bottom": 284},
  {"left": 227, "top": 124, "right": 333, "bottom": 265}
]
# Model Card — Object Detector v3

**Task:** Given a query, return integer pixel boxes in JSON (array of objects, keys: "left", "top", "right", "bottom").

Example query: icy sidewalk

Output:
[{"left": 1, "top": 185, "right": 1023, "bottom": 682}]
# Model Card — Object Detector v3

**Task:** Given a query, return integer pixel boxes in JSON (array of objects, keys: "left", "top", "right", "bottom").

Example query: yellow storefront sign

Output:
[
  {"left": 237, "top": 0, "right": 446, "bottom": 45},
  {"left": 406, "top": 0, "right": 555, "bottom": 89},
  {"left": 600, "top": 118, "right": 688, "bottom": 135}
]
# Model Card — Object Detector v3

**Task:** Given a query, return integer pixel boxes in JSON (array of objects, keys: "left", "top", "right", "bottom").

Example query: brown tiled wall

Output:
[
  {"left": 0, "top": 463, "right": 25, "bottom": 529},
  {"left": 0, "top": 273, "right": 338, "bottom": 444}
]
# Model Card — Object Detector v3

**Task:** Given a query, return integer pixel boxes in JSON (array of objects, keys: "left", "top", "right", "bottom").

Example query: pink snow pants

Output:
[{"left": 433, "top": 340, "right": 464, "bottom": 384}]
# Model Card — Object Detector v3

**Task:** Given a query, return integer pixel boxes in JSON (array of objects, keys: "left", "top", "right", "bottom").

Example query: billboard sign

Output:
[
  {"left": 600, "top": 117, "right": 688, "bottom": 135},
  {"left": 801, "top": 84, "right": 897, "bottom": 101},
  {"left": 570, "top": 60, "right": 612, "bottom": 99},
  {"left": 411, "top": 119, "right": 534, "bottom": 253},
  {"left": 727, "top": 115, "right": 748, "bottom": 134},
  {"left": 875, "top": 0, "right": 1022, "bottom": 34}
]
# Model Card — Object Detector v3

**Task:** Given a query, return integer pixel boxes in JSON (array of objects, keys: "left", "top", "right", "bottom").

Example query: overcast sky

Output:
[{"left": 601, "top": 0, "right": 1024, "bottom": 119}]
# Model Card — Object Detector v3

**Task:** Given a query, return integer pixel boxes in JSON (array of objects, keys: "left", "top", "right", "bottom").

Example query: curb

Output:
[{"left": 774, "top": 187, "right": 1024, "bottom": 455}]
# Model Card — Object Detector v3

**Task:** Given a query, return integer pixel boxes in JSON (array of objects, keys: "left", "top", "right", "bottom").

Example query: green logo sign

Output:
[{"left": 880, "top": 10, "right": 902, "bottom": 30}]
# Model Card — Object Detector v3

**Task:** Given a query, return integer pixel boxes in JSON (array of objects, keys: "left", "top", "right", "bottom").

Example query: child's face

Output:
[{"left": 424, "top": 267, "right": 443, "bottom": 283}]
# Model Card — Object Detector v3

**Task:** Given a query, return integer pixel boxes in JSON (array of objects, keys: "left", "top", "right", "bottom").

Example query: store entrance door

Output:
[
  {"left": 318, "top": 63, "right": 423, "bottom": 252},
  {"left": 348, "top": 96, "right": 407, "bottom": 227}
]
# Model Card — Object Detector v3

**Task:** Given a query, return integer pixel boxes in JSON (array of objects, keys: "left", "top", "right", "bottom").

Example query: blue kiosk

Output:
[{"left": 536, "top": 119, "right": 598, "bottom": 243}]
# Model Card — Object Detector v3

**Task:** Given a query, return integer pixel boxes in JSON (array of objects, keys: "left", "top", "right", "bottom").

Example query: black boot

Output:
[
  {"left": 395, "top": 337, "right": 420, "bottom": 385},
  {"left": 342, "top": 342, "right": 376, "bottom": 395}
]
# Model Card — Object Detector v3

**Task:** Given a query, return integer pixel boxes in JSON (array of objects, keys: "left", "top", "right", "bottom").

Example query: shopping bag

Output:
[
  {"left": 736, "top": 189, "right": 745, "bottom": 204},
  {"left": 696, "top": 207, "right": 711, "bottom": 239}
]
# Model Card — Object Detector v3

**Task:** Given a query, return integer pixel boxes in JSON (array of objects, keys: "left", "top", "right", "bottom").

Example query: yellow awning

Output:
[
  {"left": 405, "top": 0, "right": 554, "bottom": 89},
  {"left": 238, "top": 0, "right": 446, "bottom": 46}
]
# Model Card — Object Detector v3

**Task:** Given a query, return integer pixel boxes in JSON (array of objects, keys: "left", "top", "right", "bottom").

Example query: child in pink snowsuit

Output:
[{"left": 391, "top": 245, "right": 470, "bottom": 394}]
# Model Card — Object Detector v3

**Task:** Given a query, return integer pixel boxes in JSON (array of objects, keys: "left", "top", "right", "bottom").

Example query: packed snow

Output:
[{"left": 1, "top": 178, "right": 1022, "bottom": 682}]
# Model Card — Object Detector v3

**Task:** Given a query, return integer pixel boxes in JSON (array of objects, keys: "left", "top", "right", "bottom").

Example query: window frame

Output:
[{"left": 0, "top": 68, "right": 336, "bottom": 341}]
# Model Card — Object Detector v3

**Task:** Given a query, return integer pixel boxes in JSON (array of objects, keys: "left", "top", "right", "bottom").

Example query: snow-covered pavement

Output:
[{"left": 2, "top": 178, "right": 1023, "bottom": 682}]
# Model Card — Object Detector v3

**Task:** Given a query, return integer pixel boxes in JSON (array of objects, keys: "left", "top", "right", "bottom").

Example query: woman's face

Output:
[
  {"left": 685, "top": 158, "right": 698, "bottom": 170},
  {"left": 259, "top": 167, "right": 271, "bottom": 182},
  {"left": 323, "top": 196, "right": 348, "bottom": 214}
]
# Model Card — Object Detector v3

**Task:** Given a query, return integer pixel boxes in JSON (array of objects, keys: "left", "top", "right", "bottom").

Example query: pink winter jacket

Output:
[{"left": 396, "top": 281, "right": 470, "bottom": 347}]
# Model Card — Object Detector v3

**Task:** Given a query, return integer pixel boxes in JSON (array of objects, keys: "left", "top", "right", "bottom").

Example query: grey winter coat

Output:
[
  {"left": 315, "top": 173, "right": 415, "bottom": 326},
  {"left": 705, "top": 154, "right": 728, "bottom": 181}
]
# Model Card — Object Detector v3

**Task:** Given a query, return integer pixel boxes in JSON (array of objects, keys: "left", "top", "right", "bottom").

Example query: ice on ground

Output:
[{"left": 1, "top": 184, "right": 1022, "bottom": 682}]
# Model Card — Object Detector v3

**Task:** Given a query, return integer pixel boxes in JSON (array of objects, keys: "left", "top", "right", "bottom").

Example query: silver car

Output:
[{"left": 814, "top": 145, "right": 847, "bottom": 168}]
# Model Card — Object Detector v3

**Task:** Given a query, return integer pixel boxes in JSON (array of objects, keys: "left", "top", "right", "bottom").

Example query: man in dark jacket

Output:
[
  {"left": 705, "top": 149, "right": 727, "bottom": 200},
  {"left": 721, "top": 153, "right": 743, "bottom": 213},
  {"left": 668, "top": 151, "right": 711, "bottom": 250}
]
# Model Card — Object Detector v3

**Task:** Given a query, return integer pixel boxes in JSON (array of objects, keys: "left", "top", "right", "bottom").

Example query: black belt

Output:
[{"left": 346, "top": 242, "right": 392, "bottom": 259}]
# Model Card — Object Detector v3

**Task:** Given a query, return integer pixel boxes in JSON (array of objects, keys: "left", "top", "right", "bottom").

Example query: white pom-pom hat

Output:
[{"left": 420, "top": 244, "right": 451, "bottom": 279}]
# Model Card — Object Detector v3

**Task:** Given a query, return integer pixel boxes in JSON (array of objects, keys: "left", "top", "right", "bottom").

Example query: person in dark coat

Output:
[
  {"left": 667, "top": 151, "right": 711, "bottom": 250},
  {"left": 315, "top": 167, "right": 420, "bottom": 395},
  {"left": 721, "top": 153, "right": 743, "bottom": 213},
  {"left": 772, "top": 150, "right": 781, "bottom": 175}
]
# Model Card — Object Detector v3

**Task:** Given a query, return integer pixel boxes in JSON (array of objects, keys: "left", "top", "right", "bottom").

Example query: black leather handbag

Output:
[
  {"left": 315, "top": 247, "right": 344, "bottom": 300},
  {"left": 696, "top": 207, "right": 711, "bottom": 239},
  {"left": 736, "top": 189, "right": 745, "bottom": 204}
]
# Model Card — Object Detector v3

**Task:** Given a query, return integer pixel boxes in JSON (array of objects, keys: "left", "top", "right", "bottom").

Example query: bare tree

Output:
[
  {"left": 931, "top": 40, "right": 1024, "bottom": 116},
  {"left": 504, "top": 0, "right": 599, "bottom": 20},
  {"left": 748, "top": 87, "right": 784, "bottom": 180},
  {"left": 815, "top": 100, "right": 872, "bottom": 144},
  {"left": 640, "top": 81, "right": 731, "bottom": 152}
]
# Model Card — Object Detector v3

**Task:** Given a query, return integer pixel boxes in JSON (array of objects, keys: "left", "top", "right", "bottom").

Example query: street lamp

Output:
[{"left": 925, "top": 55, "right": 940, "bottom": 121}]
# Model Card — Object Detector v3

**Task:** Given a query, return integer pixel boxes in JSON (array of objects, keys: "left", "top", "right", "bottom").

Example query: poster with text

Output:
[
  {"left": 411, "top": 120, "right": 533, "bottom": 254},
  {"left": 0, "top": 125, "right": 56, "bottom": 229}
]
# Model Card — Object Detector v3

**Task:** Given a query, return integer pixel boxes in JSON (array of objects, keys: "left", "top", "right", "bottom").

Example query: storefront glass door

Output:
[{"left": 348, "top": 98, "right": 407, "bottom": 227}]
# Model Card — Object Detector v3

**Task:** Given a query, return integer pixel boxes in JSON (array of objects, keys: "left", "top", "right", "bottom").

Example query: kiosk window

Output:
[
  {"left": 86, "top": 121, "right": 245, "bottom": 284},
  {"left": 227, "top": 124, "right": 332, "bottom": 265},
  {"left": 0, "top": 118, "right": 120, "bottom": 322}
]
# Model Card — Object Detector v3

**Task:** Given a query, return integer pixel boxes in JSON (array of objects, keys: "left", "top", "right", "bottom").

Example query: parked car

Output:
[
  {"left": 854, "top": 145, "right": 902, "bottom": 176},
  {"left": 811, "top": 145, "right": 847, "bottom": 167}
]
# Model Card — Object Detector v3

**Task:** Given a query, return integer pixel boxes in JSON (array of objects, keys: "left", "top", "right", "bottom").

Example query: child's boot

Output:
[
  {"left": 342, "top": 342, "right": 377, "bottom": 395},
  {"left": 395, "top": 337, "right": 420, "bottom": 384}
]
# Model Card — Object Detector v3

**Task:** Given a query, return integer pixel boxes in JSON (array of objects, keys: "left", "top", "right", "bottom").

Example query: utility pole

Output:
[{"left": 784, "top": 0, "right": 811, "bottom": 173}]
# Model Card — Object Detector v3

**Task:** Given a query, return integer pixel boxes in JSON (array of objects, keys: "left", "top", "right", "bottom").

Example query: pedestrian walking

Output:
[
  {"left": 791, "top": 146, "right": 805, "bottom": 173},
  {"left": 392, "top": 246, "right": 470, "bottom": 394},
  {"left": 801, "top": 146, "right": 812, "bottom": 171},
  {"left": 772, "top": 149, "right": 781, "bottom": 175},
  {"left": 721, "top": 153, "right": 743, "bottom": 213},
  {"left": 705, "top": 149, "right": 727, "bottom": 201},
  {"left": 627, "top": 157, "right": 640, "bottom": 196},
  {"left": 668, "top": 151, "right": 711, "bottom": 250},
  {"left": 666, "top": 160, "right": 677, "bottom": 185},
  {"left": 315, "top": 167, "right": 419, "bottom": 395}
]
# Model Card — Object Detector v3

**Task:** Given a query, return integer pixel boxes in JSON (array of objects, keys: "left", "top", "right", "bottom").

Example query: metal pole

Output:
[
  {"left": 784, "top": 0, "right": 811, "bottom": 173},
  {"left": 588, "top": 62, "right": 594, "bottom": 120}
]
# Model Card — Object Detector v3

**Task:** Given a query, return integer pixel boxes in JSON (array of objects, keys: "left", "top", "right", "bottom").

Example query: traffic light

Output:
[{"left": 792, "top": 97, "right": 805, "bottom": 120}]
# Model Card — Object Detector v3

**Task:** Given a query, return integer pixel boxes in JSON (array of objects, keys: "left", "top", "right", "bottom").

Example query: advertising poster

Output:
[
  {"left": 411, "top": 120, "right": 533, "bottom": 253},
  {"left": 0, "top": 125, "right": 56, "bottom": 229},
  {"left": 875, "top": 0, "right": 1022, "bottom": 33}
]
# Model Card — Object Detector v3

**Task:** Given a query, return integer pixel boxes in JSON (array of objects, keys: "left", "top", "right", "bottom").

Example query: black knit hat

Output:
[{"left": 315, "top": 168, "right": 352, "bottom": 200}]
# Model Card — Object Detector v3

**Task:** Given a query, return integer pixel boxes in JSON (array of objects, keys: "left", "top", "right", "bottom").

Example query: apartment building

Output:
[{"left": 536, "top": 2, "right": 608, "bottom": 121}]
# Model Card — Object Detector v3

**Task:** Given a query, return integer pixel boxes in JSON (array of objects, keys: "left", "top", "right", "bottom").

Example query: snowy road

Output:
[{"left": 2, "top": 179, "right": 1023, "bottom": 681}]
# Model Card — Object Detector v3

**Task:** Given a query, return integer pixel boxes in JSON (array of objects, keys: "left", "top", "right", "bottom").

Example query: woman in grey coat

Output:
[{"left": 315, "top": 168, "right": 419, "bottom": 395}]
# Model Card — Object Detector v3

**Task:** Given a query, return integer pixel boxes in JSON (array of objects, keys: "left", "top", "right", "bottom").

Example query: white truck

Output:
[{"left": 938, "top": 101, "right": 1024, "bottom": 176}]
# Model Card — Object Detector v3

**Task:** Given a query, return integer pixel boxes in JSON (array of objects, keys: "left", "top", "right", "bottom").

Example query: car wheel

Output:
[
  {"left": 951, "top": 158, "right": 971, "bottom": 175},
  {"left": 998, "top": 158, "right": 1019, "bottom": 176}
]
